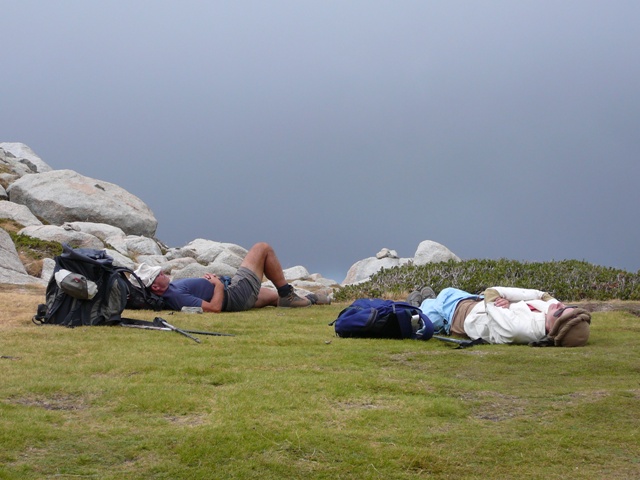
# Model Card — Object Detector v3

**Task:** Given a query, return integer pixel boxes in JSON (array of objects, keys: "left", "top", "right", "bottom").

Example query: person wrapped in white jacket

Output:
[{"left": 418, "top": 286, "right": 591, "bottom": 347}]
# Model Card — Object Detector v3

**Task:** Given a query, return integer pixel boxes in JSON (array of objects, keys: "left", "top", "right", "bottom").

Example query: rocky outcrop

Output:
[
  {"left": 342, "top": 243, "right": 461, "bottom": 285},
  {"left": 0, "top": 143, "right": 52, "bottom": 175},
  {"left": 0, "top": 143, "right": 463, "bottom": 296},
  {"left": 7, "top": 170, "right": 158, "bottom": 237},
  {"left": 413, "top": 240, "right": 461, "bottom": 265},
  {"left": 18, "top": 225, "right": 106, "bottom": 250},
  {"left": 0, "top": 201, "right": 43, "bottom": 227},
  {"left": 343, "top": 254, "right": 413, "bottom": 285}
]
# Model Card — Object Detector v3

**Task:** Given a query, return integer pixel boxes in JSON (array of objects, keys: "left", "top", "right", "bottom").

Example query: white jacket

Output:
[{"left": 463, "top": 287, "right": 557, "bottom": 344}]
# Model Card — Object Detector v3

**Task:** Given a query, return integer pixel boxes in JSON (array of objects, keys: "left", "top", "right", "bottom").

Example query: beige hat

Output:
[
  {"left": 548, "top": 307, "right": 591, "bottom": 347},
  {"left": 134, "top": 263, "right": 162, "bottom": 288}
]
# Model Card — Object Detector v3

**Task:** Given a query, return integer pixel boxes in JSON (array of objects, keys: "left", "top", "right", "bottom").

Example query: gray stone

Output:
[
  {"left": 180, "top": 239, "right": 247, "bottom": 265},
  {"left": 7, "top": 169, "right": 157, "bottom": 237},
  {"left": 103, "top": 234, "right": 129, "bottom": 256},
  {"left": 135, "top": 254, "right": 167, "bottom": 267},
  {"left": 41, "top": 257, "right": 56, "bottom": 281},
  {"left": 205, "top": 261, "right": 238, "bottom": 278},
  {"left": 0, "top": 227, "right": 43, "bottom": 285},
  {"left": 0, "top": 142, "right": 52, "bottom": 174},
  {"left": 181, "top": 306, "right": 203, "bottom": 314},
  {"left": 18, "top": 225, "right": 105, "bottom": 250},
  {"left": 164, "top": 247, "right": 198, "bottom": 261},
  {"left": 413, "top": 240, "right": 461, "bottom": 265},
  {"left": 169, "top": 263, "right": 226, "bottom": 280},
  {"left": 283, "top": 265, "right": 310, "bottom": 282},
  {"left": 0, "top": 200, "right": 43, "bottom": 227},
  {"left": 163, "top": 257, "right": 198, "bottom": 272},
  {"left": 221, "top": 242, "right": 249, "bottom": 258},
  {"left": 123, "top": 235, "right": 162, "bottom": 257},
  {"left": 376, "top": 248, "right": 399, "bottom": 259},
  {"left": 0, "top": 227, "right": 28, "bottom": 274},
  {"left": 211, "top": 249, "right": 244, "bottom": 270},
  {"left": 0, "top": 268, "right": 44, "bottom": 285},
  {"left": 61, "top": 221, "right": 126, "bottom": 241},
  {"left": 343, "top": 256, "right": 412, "bottom": 285},
  {"left": 105, "top": 249, "right": 136, "bottom": 269}
]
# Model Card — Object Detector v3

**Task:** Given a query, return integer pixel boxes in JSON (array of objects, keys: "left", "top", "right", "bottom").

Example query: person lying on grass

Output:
[
  {"left": 406, "top": 286, "right": 591, "bottom": 347},
  {"left": 135, "top": 242, "right": 329, "bottom": 313}
]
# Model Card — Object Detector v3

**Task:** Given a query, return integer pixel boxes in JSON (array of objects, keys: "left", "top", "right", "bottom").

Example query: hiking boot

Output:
[
  {"left": 278, "top": 290, "right": 312, "bottom": 308},
  {"left": 306, "top": 293, "right": 332, "bottom": 305},
  {"left": 407, "top": 290, "right": 423, "bottom": 307},
  {"left": 420, "top": 287, "right": 436, "bottom": 300}
]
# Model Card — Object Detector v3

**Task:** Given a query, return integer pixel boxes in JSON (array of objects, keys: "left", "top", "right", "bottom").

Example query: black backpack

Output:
[
  {"left": 33, "top": 244, "right": 165, "bottom": 327},
  {"left": 33, "top": 244, "right": 129, "bottom": 326}
]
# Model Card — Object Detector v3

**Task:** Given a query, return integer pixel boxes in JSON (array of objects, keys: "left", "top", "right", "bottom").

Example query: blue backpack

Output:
[{"left": 330, "top": 299, "right": 433, "bottom": 340}]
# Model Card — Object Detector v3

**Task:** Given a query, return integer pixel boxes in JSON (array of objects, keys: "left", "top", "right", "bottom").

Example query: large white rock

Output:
[
  {"left": 180, "top": 239, "right": 248, "bottom": 265},
  {"left": 283, "top": 265, "right": 310, "bottom": 282},
  {"left": 40, "top": 257, "right": 56, "bottom": 281},
  {"left": 0, "top": 201, "right": 43, "bottom": 227},
  {"left": 211, "top": 249, "right": 244, "bottom": 270},
  {"left": 7, "top": 169, "right": 158, "bottom": 237},
  {"left": 413, "top": 240, "right": 461, "bottom": 265},
  {"left": 0, "top": 227, "right": 43, "bottom": 285},
  {"left": 105, "top": 249, "right": 136, "bottom": 269},
  {"left": 61, "top": 221, "right": 126, "bottom": 241},
  {"left": 343, "top": 256, "right": 412, "bottom": 285},
  {"left": 18, "top": 225, "right": 105, "bottom": 250},
  {"left": 0, "top": 142, "right": 53, "bottom": 175},
  {"left": 0, "top": 228, "right": 29, "bottom": 274},
  {"left": 123, "top": 235, "right": 163, "bottom": 257},
  {"left": 170, "top": 262, "right": 236, "bottom": 280}
]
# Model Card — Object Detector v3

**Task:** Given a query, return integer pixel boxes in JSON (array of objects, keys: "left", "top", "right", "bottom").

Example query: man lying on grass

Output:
[
  {"left": 135, "top": 242, "right": 329, "bottom": 313},
  {"left": 407, "top": 286, "right": 591, "bottom": 347}
]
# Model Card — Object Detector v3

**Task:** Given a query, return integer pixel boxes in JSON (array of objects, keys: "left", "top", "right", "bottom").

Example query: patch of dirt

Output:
[
  {"left": 336, "top": 400, "right": 382, "bottom": 410},
  {"left": 164, "top": 414, "right": 207, "bottom": 426},
  {"left": 8, "top": 393, "right": 89, "bottom": 411}
]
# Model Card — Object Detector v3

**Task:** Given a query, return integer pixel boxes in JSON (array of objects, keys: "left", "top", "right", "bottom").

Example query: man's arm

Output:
[
  {"left": 481, "top": 287, "right": 553, "bottom": 343},
  {"left": 484, "top": 287, "right": 555, "bottom": 308},
  {"left": 200, "top": 274, "right": 225, "bottom": 313}
]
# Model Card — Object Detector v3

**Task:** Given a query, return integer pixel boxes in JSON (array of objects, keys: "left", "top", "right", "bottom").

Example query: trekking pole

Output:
[
  {"left": 433, "top": 336, "right": 487, "bottom": 349},
  {"left": 120, "top": 320, "right": 235, "bottom": 337},
  {"left": 156, "top": 318, "right": 201, "bottom": 343},
  {"left": 175, "top": 328, "right": 235, "bottom": 337}
]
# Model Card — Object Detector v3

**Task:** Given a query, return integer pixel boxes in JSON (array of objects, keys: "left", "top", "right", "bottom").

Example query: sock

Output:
[{"left": 277, "top": 284, "right": 293, "bottom": 298}]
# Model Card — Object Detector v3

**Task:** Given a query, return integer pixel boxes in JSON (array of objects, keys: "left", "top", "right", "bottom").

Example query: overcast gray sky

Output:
[{"left": 3, "top": 1, "right": 639, "bottom": 282}]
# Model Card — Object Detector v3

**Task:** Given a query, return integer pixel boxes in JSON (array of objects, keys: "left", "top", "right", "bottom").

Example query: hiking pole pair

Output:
[
  {"left": 120, "top": 317, "right": 234, "bottom": 343},
  {"left": 156, "top": 318, "right": 201, "bottom": 343}
]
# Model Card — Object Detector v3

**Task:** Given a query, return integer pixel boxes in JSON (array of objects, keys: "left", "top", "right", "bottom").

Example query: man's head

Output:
[
  {"left": 134, "top": 264, "right": 162, "bottom": 287},
  {"left": 543, "top": 303, "right": 591, "bottom": 347}
]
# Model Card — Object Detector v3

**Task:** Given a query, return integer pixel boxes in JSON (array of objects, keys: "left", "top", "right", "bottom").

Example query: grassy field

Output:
[{"left": 1, "top": 285, "right": 639, "bottom": 479}]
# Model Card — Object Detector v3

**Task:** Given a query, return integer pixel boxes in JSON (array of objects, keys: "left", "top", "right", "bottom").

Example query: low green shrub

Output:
[
  {"left": 335, "top": 259, "right": 640, "bottom": 302},
  {"left": 9, "top": 232, "right": 63, "bottom": 260}
]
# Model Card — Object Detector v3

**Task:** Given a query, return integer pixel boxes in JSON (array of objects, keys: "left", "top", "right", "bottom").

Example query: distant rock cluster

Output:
[
  {"left": 0, "top": 142, "right": 461, "bottom": 295},
  {"left": 343, "top": 241, "right": 461, "bottom": 285}
]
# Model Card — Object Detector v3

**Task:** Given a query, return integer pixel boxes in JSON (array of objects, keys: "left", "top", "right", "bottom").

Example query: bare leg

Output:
[
  {"left": 241, "top": 242, "right": 310, "bottom": 308},
  {"left": 253, "top": 287, "right": 279, "bottom": 308},
  {"left": 240, "top": 242, "right": 287, "bottom": 288}
]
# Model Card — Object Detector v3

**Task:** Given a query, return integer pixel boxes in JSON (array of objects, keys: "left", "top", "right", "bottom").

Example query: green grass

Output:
[{"left": 1, "top": 303, "right": 639, "bottom": 479}]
